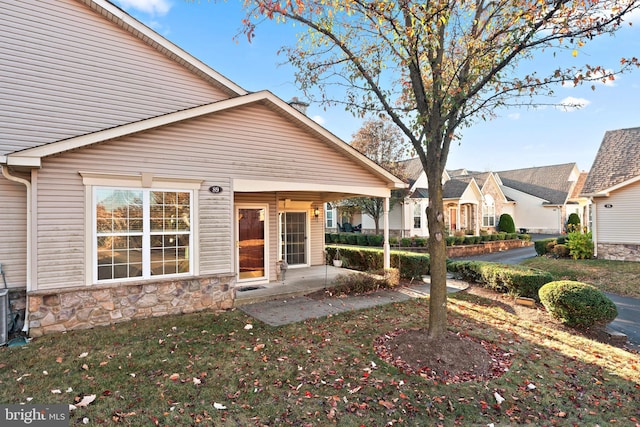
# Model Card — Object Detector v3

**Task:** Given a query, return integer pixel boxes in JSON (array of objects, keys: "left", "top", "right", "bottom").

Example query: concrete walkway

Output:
[{"left": 238, "top": 275, "right": 468, "bottom": 326}]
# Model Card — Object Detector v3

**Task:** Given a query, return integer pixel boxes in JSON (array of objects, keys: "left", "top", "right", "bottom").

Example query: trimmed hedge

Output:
[
  {"left": 447, "top": 260, "right": 553, "bottom": 299},
  {"left": 534, "top": 238, "right": 557, "bottom": 256},
  {"left": 539, "top": 281, "right": 618, "bottom": 328},
  {"left": 326, "top": 246, "right": 430, "bottom": 279}
]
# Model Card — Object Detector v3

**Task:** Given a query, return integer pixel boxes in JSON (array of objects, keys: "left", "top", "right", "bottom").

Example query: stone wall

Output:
[
  {"left": 446, "top": 239, "right": 533, "bottom": 257},
  {"left": 597, "top": 243, "right": 640, "bottom": 262},
  {"left": 27, "top": 274, "right": 235, "bottom": 337}
]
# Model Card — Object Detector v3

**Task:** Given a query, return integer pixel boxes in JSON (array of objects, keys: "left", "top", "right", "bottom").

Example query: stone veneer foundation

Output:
[
  {"left": 596, "top": 243, "right": 640, "bottom": 262},
  {"left": 26, "top": 274, "right": 235, "bottom": 337}
]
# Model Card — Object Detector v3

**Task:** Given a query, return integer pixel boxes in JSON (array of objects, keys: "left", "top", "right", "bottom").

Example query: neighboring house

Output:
[
  {"left": 581, "top": 127, "right": 640, "bottom": 261},
  {"left": 0, "top": 0, "right": 404, "bottom": 337},
  {"left": 496, "top": 163, "right": 586, "bottom": 234},
  {"left": 448, "top": 170, "right": 515, "bottom": 234},
  {"left": 357, "top": 160, "right": 585, "bottom": 237}
]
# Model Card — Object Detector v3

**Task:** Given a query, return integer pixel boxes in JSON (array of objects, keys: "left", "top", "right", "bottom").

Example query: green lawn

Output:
[
  {"left": 521, "top": 257, "right": 640, "bottom": 298},
  {"left": 1, "top": 291, "right": 638, "bottom": 426}
]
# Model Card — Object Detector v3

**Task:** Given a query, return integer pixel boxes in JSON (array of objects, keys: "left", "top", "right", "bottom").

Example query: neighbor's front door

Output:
[{"left": 237, "top": 206, "right": 268, "bottom": 281}]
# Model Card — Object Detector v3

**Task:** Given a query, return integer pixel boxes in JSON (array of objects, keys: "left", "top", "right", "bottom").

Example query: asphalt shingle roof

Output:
[
  {"left": 443, "top": 179, "right": 471, "bottom": 199},
  {"left": 582, "top": 127, "right": 640, "bottom": 194},
  {"left": 397, "top": 158, "right": 425, "bottom": 182},
  {"left": 496, "top": 163, "right": 577, "bottom": 205}
]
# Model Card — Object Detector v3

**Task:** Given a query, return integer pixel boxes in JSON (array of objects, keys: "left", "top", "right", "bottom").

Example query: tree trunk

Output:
[{"left": 426, "top": 166, "right": 448, "bottom": 338}]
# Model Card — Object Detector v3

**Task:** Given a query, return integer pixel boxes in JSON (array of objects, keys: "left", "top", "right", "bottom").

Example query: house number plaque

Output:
[
  {"left": 209, "top": 186, "right": 223, "bottom": 194},
  {"left": 604, "top": 204, "right": 613, "bottom": 208}
]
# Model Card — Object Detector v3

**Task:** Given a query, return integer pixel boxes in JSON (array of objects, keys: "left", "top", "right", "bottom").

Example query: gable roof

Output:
[
  {"left": 582, "top": 127, "right": 640, "bottom": 195},
  {"left": 397, "top": 157, "right": 424, "bottom": 183},
  {"left": 569, "top": 171, "right": 589, "bottom": 199},
  {"left": 496, "top": 163, "right": 578, "bottom": 205},
  {"left": 5, "top": 90, "right": 405, "bottom": 188}
]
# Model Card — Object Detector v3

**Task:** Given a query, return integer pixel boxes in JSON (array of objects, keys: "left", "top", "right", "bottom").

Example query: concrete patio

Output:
[{"left": 233, "top": 265, "right": 353, "bottom": 307}]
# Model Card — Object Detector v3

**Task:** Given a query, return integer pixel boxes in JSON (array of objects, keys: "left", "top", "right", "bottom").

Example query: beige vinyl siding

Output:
[
  {"left": 595, "top": 181, "right": 640, "bottom": 244},
  {"left": 0, "top": 178, "right": 27, "bottom": 288},
  {"left": 34, "top": 102, "right": 379, "bottom": 290},
  {"left": 1, "top": 0, "right": 230, "bottom": 155}
]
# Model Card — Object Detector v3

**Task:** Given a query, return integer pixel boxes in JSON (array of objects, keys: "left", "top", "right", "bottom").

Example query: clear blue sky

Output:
[{"left": 115, "top": 0, "right": 640, "bottom": 173}]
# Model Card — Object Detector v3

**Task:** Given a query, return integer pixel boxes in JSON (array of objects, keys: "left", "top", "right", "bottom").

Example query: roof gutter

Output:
[{"left": 1, "top": 166, "right": 31, "bottom": 334}]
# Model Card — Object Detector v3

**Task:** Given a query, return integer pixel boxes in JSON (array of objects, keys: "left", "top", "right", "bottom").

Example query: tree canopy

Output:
[{"left": 239, "top": 0, "right": 640, "bottom": 338}]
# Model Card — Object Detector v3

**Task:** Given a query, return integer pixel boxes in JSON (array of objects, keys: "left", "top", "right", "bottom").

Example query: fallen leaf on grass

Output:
[
  {"left": 69, "top": 394, "right": 96, "bottom": 411},
  {"left": 379, "top": 400, "right": 395, "bottom": 410},
  {"left": 213, "top": 402, "right": 227, "bottom": 410},
  {"left": 169, "top": 373, "right": 180, "bottom": 381},
  {"left": 79, "top": 352, "right": 89, "bottom": 358}
]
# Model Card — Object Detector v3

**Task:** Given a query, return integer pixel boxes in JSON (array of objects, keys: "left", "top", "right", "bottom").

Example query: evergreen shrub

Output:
[
  {"left": 448, "top": 260, "right": 553, "bottom": 299},
  {"left": 497, "top": 213, "right": 516, "bottom": 233},
  {"left": 539, "top": 281, "right": 618, "bottom": 327}
]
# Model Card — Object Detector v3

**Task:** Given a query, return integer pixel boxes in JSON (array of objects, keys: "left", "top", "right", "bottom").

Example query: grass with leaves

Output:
[
  {"left": 1, "top": 291, "right": 638, "bottom": 426},
  {"left": 521, "top": 257, "right": 640, "bottom": 298}
]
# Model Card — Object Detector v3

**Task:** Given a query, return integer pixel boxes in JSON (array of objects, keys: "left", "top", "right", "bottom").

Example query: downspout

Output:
[{"left": 1, "top": 165, "right": 31, "bottom": 334}]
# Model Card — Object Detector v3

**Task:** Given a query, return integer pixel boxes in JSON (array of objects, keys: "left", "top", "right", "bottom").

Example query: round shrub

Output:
[
  {"left": 539, "top": 281, "right": 618, "bottom": 328},
  {"left": 497, "top": 213, "right": 516, "bottom": 233},
  {"left": 567, "top": 212, "right": 581, "bottom": 232}
]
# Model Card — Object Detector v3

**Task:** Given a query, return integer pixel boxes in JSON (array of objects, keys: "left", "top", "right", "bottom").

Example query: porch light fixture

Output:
[{"left": 314, "top": 206, "right": 320, "bottom": 219}]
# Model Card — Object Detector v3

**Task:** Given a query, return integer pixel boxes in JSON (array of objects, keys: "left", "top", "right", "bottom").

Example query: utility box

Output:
[{"left": 0, "top": 288, "right": 7, "bottom": 346}]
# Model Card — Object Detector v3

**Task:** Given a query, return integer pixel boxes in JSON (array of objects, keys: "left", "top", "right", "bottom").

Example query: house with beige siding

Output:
[
  {"left": 355, "top": 160, "right": 584, "bottom": 238},
  {"left": 581, "top": 127, "right": 640, "bottom": 261},
  {"left": 496, "top": 163, "right": 586, "bottom": 234},
  {"left": 0, "top": 0, "right": 404, "bottom": 337}
]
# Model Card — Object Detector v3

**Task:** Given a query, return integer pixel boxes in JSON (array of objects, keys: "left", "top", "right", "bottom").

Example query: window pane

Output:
[{"left": 96, "top": 188, "right": 191, "bottom": 281}]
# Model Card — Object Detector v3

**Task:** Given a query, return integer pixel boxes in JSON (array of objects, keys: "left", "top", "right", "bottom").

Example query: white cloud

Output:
[
  {"left": 116, "top": 0, "right": 172, "bottom": 16},
  {"left": 507, "top": 113, "right": 521, "bottom": 120},
  {"left": 558, "top": 96, "right": 591, "bottom": 112},
  {"left": 311, "top": 115, "right": 326, "bottom": 125}
]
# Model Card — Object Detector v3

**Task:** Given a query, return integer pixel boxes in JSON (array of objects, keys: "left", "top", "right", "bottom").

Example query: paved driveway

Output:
[{"left": 450, "top": 245, "right": 640, "bottom": 350}]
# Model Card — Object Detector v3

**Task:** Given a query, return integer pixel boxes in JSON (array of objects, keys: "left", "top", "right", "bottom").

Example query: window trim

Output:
[
  {"left": 325, "top": 204, "right": 333, "bottom": 228},
  {"left": 81, "top": 172, "right": 202, "bottom": 285},
  {"left": 482, "top": 194, "right": 495, "bottom": 227},
  {"left": 413, "top": 202, "right": 422, "bottom": 229}
]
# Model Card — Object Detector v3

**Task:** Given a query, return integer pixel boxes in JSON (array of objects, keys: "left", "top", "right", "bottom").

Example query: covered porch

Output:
[{"left": 233, "top": 265, "right": 350, "bottom": 307}]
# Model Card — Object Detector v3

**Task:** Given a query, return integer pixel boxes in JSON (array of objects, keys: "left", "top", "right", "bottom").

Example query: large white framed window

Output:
[
  {"left": 482, "top": 194, "right": 495, "bottom": 227},
  {"left": 95, "top": 188, "right": 193, "bottom": 282},
  {"left": 81, "top": 171, "right": 202, "bottom": 284}
]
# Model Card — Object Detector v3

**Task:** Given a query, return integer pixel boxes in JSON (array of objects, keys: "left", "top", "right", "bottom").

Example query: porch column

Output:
[{"left": 383, "top": 196, "right": 390, "bottom": 269}]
